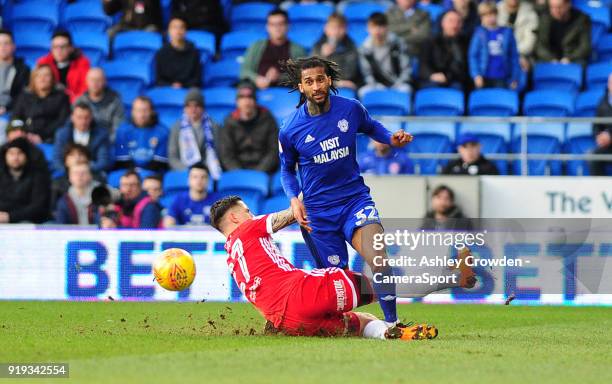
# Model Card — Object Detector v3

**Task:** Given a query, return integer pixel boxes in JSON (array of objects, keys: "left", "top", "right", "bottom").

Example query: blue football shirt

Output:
[
  {"left": 168, "top": 192, "right": 219, "bottom": 225},
  {"left": 279, "top": 95, "right": 392, "bottom": 208}
]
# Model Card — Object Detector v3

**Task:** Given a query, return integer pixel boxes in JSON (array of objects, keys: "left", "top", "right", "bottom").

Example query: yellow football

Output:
[{"left": 153, "top": 248, "right": 196, "bottom": 291}]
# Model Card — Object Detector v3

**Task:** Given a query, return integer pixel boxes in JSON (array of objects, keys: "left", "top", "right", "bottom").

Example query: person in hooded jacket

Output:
[{"left": 0, "top": 137, "right": 50, "bottom": 223}]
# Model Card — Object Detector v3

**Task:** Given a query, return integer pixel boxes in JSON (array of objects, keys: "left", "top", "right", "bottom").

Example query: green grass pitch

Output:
[{"left": 0, "top": 301, "right": 610, "bottom": 384}]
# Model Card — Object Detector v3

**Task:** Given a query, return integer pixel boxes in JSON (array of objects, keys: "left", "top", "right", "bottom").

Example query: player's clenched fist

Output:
[
  {"left": 390, "top": 129, "right": 413, "bottom": 148},
  {"left": 290, "top": 197, "right": 312, "bottom": 232}
]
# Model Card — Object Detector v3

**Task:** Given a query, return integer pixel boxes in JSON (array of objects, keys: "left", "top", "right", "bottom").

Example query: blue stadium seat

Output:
[
  {"left": 204, "top": 59, "right": 240, "bottom": 87},
  {"left": 337, "top": 87, "right": 357, "bottom": 99},
  {"left": 257, "top": 87, "right": 301, "bottom": 127},
  {"left": 288, "top": 29, "right": 319, "bottom": 52},
  {"left": 37, "top": 143, "right": 54, "bottom": 169},
  {"left": 511, "top": 123, "right": 564, "bottom": 175},
  {"left": 343, "top": 2, "right": 388, "bottom": 32},
  {"left": 230, "top": 2, "right": 275, "bottom": 31},
  {"left": 523, "top": 90, "right": 575, "bottom": 117},
  {"left": 533, "top": 63, "right": 583, "bottom": 92},
  {"left": 113, "top": 31, "right": 162, "bottom": 64},
  {"left": 575, "top": 89, "right": 604, "bottom": 117},
  {"left": 414, "top": 88, "right": 464, "bottom": 116},
  {"left": 287, "top": 3, "right": 334, "bottom": 33},
  {"left": 203, "top": 87, "right": 236, "bottom": 123},
  {"left": 14, "top": 32, "right": 50, "bottom": 67},
  {"left": 220, "top": 31, "right": 266, "bottom": 61},
  {"left": 101, "top": 60, "right": 152, "bottom": 107},
  {"left": 468, "top": 88, "right": 519, "bottom": 116},
  {"left": 565, "top": 122, "right": 596, "bottom": 175},
  {"left": 186, "top": 30, "right": 216, "bottom": 64},
  {"left": 261, "top": 195, "right": 290, "bottom": 214},
  {"left": 347, "top": 27, "right": 368, "bottom": 46},
  {"left": 406, "top": 121, "right": 454, "bottom": 175},
  {"left": 11, "top": 2, "right": 59, "bottom": 35},
  {"left": 145, "top": 87, "right": 189, "bottom": 128},
  {"left": 596, "top": 34, "right": 612, "bottom": 62},
  {"left": 585, "top": 61, "right": 612, "bottom": 89},
  {"left": 270, "top": 170, "right": 283, "bottom": 196},
  {"left": 63, "top": 2, "right": 111, "bottom": 34},
  {"left": 160, "top": 194, "right": 175, "bottom": 210},
  {"left": 73, "top": 32, "right": 108, "bottom": 66},
  {"left": 416, "top": 3, "right": 445, "bottom": 23},
  {"left": 577, "top": 5, "right": 611, "bottom": 44},
  {"left": 361, "top": 89, "right": 411, "bottom": 116},
  {"left": 217, "top": 170, "right": 270, "bottom": 212},
  {"left": 218, "top": 169, "right": 269, "bottom": 195},
  {"left": 460, "top": 122, "right": 511, "bottom": 174},
  {"left": 163, "top": 169, "right": 189, "bottom": 195}
]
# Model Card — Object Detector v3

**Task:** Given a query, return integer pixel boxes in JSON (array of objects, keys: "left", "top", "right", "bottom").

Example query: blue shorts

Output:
[{"left": 302, "top": 194, "right": 381, "bottom": 269}]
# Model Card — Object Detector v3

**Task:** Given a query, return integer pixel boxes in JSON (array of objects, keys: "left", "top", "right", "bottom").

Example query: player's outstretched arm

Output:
[{"left": 270, "top": 207, "right": 297, "bottom": 233}]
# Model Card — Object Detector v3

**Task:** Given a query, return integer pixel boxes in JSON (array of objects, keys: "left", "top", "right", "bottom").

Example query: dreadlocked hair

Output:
[{"left": 280, "top": 56, "right": 342, "bottom": 108}]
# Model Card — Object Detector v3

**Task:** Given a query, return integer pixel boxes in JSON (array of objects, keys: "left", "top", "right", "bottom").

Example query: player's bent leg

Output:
[{"left": 352, "top": 223, "right": 398, "bottom": 324}]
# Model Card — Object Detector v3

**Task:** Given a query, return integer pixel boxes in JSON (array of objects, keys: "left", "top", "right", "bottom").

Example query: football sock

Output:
[
  {"left": 362, "top": 320, "right": 388, "bottom": 340},
  {"left": 372, "top": 265, "right": 397, "bottom": 323}
]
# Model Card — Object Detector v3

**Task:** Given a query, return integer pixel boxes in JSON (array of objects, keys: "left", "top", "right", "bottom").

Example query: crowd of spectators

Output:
[{"left": 0, "top": 0, "right": 610, "bottom": 227}]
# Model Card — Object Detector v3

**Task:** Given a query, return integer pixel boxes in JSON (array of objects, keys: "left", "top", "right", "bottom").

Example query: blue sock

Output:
[{"left": 372, "top": 266, "right": 397, "bottom": 323}]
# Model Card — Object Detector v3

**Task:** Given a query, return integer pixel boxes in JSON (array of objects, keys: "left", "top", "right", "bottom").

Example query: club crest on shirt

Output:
[
  {"left": 337, "top": 119, "right": 349, "bottom": 133},
  {"left": 327, "top": 255, "right": 341, "bottom": 265},
  {"left": 149, "top": 137, "right": 158, "bottom": 147}
]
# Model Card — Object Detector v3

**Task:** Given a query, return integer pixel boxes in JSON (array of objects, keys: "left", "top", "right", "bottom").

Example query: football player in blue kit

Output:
[{"left": 278, "top": 57, "right": 413, "bottom": 326}]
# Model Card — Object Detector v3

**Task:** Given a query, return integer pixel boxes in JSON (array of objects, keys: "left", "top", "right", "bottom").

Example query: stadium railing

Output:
[{"left": 375, "top": 115, "right": 612, "bottom": 175}]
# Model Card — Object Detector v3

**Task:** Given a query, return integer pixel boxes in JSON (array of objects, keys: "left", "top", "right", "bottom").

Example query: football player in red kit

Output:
[{"left": 209, "top": 195, "right": 438, "bottom": 340}]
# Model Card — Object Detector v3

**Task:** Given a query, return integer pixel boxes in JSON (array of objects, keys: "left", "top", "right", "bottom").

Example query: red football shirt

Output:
[{"left": 224, "top": 214, "right": 305, "bottom": 326}]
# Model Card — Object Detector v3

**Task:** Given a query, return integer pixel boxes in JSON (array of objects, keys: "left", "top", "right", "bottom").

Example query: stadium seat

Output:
[
  {"left": 73, "top": 32, "right": 108, "bottom": 66},
  {"left": 14, "top": 32, "right": 50, "bottom": 67},
  {"left": 186, "top": 30, "right": 216, "bottom": 65},
  {"left": 533, "top": 63, "right": 583, "bottom": 92},
  {"left": 261, "top": 195, "right": 290, "bottom": 214},
  {"left": 585, "top": 61, "right": 612, "bottom": 90},
  {"left": 113, "top": 31, "right": 162, "bottom": 64},
  {"left": 204, "top": 59, "right": 240, "bottom": 87},
  {"left": 511, "top": 123, "right": 564, "bottom": 175},
  {"left": 220, "top": 31, "right": 266, "bottom": 61},
  {"left": 163, "top": 169, "right": 189, "bottom": 195},
  {"left": 596, "top": 34, "right": 612, "bottom": 62},
  {"left": 287, "top": 3, "right": 334, "bottom": 33},
  {"left": 414, "top": 88, "right": 464, "bottom": 116},
  {"left": 406, "top": 121, "right": 454, "bottom": 175},
  {"left": 575, "top": 89, "right": 605, "bottom": 117},
  {"left": 343, "top": 2, "right": 388, "bottom": 32},
  {"left": 257, "top": 87, "right": 301, "bottom": 127},
  {"left": 523, "top": 90, "right": 575, "bottom": 117},
  {"left": 460, "top": 122, "right": 512, "bottom": 174},
  {"left": 270, "top": 170, "right": 283, "bottom": 196},
  {"left": 101, "top": 60, "right": 152, "bottom": 107},
  {"left": 217, "top": 170, "right": 270, "bottom": 212},
  {"left": 566, "top": 122, "right": 596, "bottom": 175},
  {"left": 203, "top": 87, "right": 236, "bottom": 123},
  {"left": 361, "top": 89, "right": 411, "bottom": 116},
  {"left": 160, "top": 194, "right": 175, "bottom": 210},
  {"left": 37, "top": 143, "right": 54, "bottom": 170},
  {"left": 347, "top": 27, "right": 369, "bottom": 46},
  {"left": 578, "top": 5, "right": 611, "bottom": 44},
  {"left": 230, "top": 2, "right": 275, "bottom": 31},
  {"left": 468, "top": 88, "right": 519, "bottom": 116},
  {"left": 146, "top": 87, "right": 189, "bottom": 128},
  {"left": 288, "top": 29, "right": 319, "bottom": 52},
  {"left": 11, "top": 1, "right": 59, "bottom": 35},
  {"left": 336, "top": 87, "right": 357, "bottom": 100},
  {"left": 62, "top": 2, "right": 111, "bottom": 34},
  {"left": 416, "top": 3, "right": 445, "bottom": 24}
]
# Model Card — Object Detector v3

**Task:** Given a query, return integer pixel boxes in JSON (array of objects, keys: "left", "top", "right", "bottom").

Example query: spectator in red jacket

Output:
[{"left": 37, "top": 30, "right": 90, "bottom": 103}]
